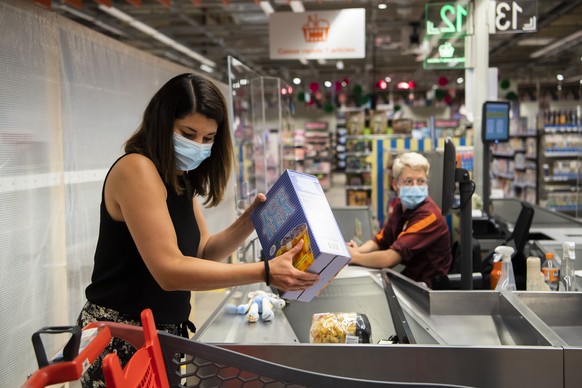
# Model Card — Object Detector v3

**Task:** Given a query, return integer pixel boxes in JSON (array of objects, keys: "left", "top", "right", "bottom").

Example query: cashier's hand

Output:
[
  {"left": 346, "top": 241, "right": 362, "bottom": 265},
  {"left": 346, "top": 240, "right": 361, "bottom": 255},
  {"left": 269, "top": 239, "right": 320, "bottom": 291}
]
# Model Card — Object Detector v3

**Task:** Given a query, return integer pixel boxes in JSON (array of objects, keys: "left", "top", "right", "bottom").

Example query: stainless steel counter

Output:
[{"left": 193, "top": 266, "right": 582, "bottom": 387}]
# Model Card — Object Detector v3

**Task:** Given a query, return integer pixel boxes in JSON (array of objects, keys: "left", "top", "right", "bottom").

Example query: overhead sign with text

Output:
[
  {"left": 269, "top": 9, "right": 365, "bottom": 60},
  {"left": 424, "top": 2, "right": 471, "bottom": 70},
  {"left": 488, "top": 0, "right": 538, "bottom": 34},
  {"left": 424, "top": 40, "right": 467, "bottom": 70},
  {"left": 425, "top": 2, "right": 471, "bottom": 38}
]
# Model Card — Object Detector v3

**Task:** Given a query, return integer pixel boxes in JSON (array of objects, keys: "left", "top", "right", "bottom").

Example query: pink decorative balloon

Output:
[{"left": 309, "top": 82, "right": 319, "bottom": 92}]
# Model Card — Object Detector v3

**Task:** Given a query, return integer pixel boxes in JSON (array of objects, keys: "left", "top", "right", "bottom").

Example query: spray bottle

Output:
[
  {"left": 559, "top": 242, "right": 577, "bottom": 292},
  {"left": 494, "top": 246, "right": 516, "bottom": 291}
]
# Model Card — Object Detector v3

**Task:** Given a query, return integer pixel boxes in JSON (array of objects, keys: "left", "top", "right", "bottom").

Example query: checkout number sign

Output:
[
  {"left": 426, "top": 3, "right": 470, "bottom": 38},
  {"left": 488, "top": 0, "right": 538, "bottom": 34}
]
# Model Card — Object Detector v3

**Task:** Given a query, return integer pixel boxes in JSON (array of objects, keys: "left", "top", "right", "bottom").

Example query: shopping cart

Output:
[{"left": 24, "top": 309, "right": 469, "bottom": 388}]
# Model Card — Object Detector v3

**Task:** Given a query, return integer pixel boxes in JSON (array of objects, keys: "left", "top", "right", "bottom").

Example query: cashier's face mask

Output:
[
  {"left": 173, "top": 132, "right": 213, "bottom": 171},
  {"left": 399, "top": 185, "right": 428, "bottom": 210}
]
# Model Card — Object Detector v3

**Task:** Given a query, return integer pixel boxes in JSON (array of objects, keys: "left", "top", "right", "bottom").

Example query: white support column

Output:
[{"left": 465, "top": 0, "right": 490, "bottom": 199}]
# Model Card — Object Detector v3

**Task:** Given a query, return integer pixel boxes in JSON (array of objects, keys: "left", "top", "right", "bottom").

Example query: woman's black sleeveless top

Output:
[{"left": 85, "top": 155, "right": 199, "bottom": 324}]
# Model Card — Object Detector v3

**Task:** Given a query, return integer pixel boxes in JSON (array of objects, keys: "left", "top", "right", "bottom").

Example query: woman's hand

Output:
[
  {"left": 245, "top": 193, "right": 266, "bottom": 214},
  {"left": 238, "top": 193, "right": 266, "bottom": 231},
  {"left": 268, "top": 239, "right": 319, "bottom": 291}
]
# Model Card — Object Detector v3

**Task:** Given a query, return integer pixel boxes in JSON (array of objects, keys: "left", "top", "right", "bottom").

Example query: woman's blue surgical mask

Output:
[
  {"left": 173, "top": 133, "right": 213, "bottom": 171},
  {"left": 399, "top": 185, "right": 428, "bottom": 209}
]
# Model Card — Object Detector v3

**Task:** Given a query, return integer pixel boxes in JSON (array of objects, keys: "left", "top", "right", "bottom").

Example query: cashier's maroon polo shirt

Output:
[{"left": 374, "top": 197, "right": 452, "bottom": 288}]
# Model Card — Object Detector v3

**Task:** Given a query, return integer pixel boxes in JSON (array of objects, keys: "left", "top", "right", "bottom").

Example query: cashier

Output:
[{"left": 347, "top": 152, "right": 452, "bottom": 288}]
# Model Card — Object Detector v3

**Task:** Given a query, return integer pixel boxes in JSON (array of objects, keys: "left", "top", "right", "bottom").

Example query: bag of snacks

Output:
[{"left": 309, "top": 312, "right": 372, "bottom": 344}]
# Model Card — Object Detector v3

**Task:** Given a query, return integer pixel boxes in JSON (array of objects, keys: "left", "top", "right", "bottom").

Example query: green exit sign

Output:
[{"left": 426, "top": 2, "right": 471, "bottom": 38}]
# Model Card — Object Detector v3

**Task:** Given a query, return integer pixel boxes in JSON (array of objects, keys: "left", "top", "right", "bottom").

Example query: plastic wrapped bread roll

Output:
[{"left": 309, "top": 312, "right": 372, "bottom": 344}]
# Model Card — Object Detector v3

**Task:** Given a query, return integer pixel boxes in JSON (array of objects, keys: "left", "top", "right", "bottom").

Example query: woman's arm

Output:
[
  {"left": 348, "top": 246, "right": 402, "bottom": 269},
  {"left": 106, "top": 155, "right": 317, "bottom": 292},
  {"left": 196, "top": 194, "right": 265, "bottom": 261}
]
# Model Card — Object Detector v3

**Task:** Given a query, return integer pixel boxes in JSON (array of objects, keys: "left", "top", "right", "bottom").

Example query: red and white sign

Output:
[{"left": 269, "top": 9, "right": 366, "bottom": 60}]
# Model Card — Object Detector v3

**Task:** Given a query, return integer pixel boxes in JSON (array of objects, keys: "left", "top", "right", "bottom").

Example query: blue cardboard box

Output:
[{"left": 251, "top": 170, "right": 351, "bottom": 302}]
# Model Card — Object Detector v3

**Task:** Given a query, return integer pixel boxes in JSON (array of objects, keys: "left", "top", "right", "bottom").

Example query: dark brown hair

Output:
[{"left": 125, "top": 73, "right": 232, "bottom": 207}]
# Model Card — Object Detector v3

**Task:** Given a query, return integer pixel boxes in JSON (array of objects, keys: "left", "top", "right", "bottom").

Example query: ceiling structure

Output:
[{"left": 51, "top": 0, "right": 582, "bottom": 94}]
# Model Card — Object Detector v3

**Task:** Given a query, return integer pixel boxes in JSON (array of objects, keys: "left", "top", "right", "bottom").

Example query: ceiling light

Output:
[
  {"left": 457, "top": 77, "right": 464, "bottom": 84},
  {"left": 378, "top": 3, "right": 388, "bottom": 10},
  {"left": 324, "top": 81, "right": 332, "bottom": 88},
  {"left": 98, "top": 5, "right": 216, "bottom": 68},
  {"left": 557, "top": 74, "right": 564, "bottom": 81},
  {"left": 299, "top": 58, "right": 308, "bottom": 65},
  {"left": 55, "top": 4, "right": 126, "bottom": 37},
  {"left": 293, "top": 77, "right": 301, "bottom": 85},
  {"left": 259, "top": 1, "right": 275, "bottom": 15},
  {"left": 517, "top": 37, "right": 554, "bottom": 46},
  {"left": 200, "top": 64, "right": 214, "bottom": 73},
  {"left": 317, "top": 59, "right": 327, "bottom": 65},
  {"left": 336, "top": 61, "right": 344, "bottom": 70},
  {"left": 289, "top": 1, "right": 305, "bottom": 12},
  {"left": 530, "top": 29, "right": 582, "bottom": 59},
  {"left": 385, "top": 76, "right": 391, "bottom": 82}
]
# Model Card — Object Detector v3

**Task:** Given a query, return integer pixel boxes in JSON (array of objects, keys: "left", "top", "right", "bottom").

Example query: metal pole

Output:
[{"left": 457, "top": 168, "right": 474, "bottom": 290}]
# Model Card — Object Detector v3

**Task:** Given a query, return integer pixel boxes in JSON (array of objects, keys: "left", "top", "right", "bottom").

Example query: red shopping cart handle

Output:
[{"left": 23, "top": 323, "right": 112, "bottom": 388}]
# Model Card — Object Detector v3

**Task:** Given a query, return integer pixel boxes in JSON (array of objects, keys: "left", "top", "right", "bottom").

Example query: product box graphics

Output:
[{"left": 251, "top": 170, "right": 351, "bottom": 302}]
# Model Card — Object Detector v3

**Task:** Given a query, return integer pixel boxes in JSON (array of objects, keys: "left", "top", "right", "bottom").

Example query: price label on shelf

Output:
[{"left": 488, "top": 0, "right": 538, "bottom": 34}]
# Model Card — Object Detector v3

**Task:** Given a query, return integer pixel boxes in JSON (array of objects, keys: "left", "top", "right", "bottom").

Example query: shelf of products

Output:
[
  {"left": 489, "top": 115, "right": 538, "bottom": 204},
  {"left": 344, "top": 136, "right": 374, "bottom": 206},
  {"left": 538, "top": 111, "right": 581, "bottom": 216},
  {"left": 490, "top": 137, "right": 538, "bottom": 203},
  {"left": 303, "top": 122, "right": 331, "bottom": 190},
  {"left": 334, "top": 111, "right": 348, "bottom": 171},
  {"left": 282, "top": 123, "right": 331, "bottom": 190},
  {"left": 282, "top": 128, "right": 305, "bottom": 172}
]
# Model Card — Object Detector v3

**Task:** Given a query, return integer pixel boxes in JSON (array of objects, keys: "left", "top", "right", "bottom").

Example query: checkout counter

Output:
[{"left": 192, "top": 200, "right": 582, "bottom": 387}]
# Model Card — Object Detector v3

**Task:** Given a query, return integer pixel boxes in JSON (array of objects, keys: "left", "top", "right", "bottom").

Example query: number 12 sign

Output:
[
  {"left": 488, "top": 0, "right": 538, "bottom": 34},
  {"left": 426, "top": 2, "right": 470, "bottom": 38}
]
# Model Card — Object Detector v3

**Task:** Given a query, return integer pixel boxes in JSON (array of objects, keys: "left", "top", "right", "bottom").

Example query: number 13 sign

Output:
[{"left": 488, "top": 0, "right": 538, "bottom": 34}]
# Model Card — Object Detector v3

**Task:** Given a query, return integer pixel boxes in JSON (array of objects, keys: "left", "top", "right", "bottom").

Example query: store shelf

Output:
[
  {"left": 302, "top": 122, "right": 332, "bottom": 190},
  {"left": 490, "top": 115, "right": 538, "bottom": 204},
  {"left": 538, "top": 113, "right": 581, "bottom": 217}
]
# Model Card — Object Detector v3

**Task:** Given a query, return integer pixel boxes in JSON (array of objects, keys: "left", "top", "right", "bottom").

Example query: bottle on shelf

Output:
[
  {"left": 558, "top": 242, "right": 577, "bottom": 292},
  {"left": 494, "top": 246, "right": 516, "bottom": 291},
  {"left": 526, "top": 256, "right": 543, "bottom": 291},
  {"left": 541, "top": 251, "right": 560, "bottom": 291},
  {"left": 490, "top": 260, "right": 503, "bottom": 290}
]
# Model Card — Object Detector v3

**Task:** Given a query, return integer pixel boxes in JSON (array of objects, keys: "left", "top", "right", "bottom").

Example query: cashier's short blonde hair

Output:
[{"left": 392, "top": 152, "right": 430, "bottom": 180}]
